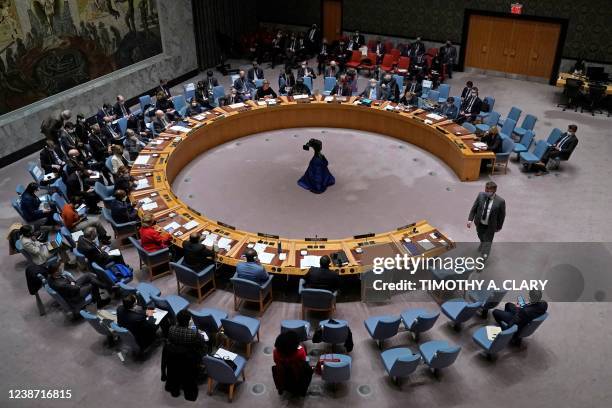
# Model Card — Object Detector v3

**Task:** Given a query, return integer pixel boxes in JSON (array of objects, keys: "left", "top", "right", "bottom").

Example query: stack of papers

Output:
[
  {"left": 257, "top": 101, "right": 267, "bottom": 106},
  {"left": 183, "top": 220, "right": 199, "bottom": 230},
  {"left": 135, "top": 178, "right": 149, "bottom": 190},
  {"left": 293, "top": 94, "right": 309, "bottom": 99},
  {"left": 71, "top": 230, "right": 84, "bottom": 241},
  {"left": 134, "top": 155, "right": 150, "bottom": 165},
  {"left": 473, "top": 142, "right": 488, "bottom": 149},
  {"left": 266, "top": 99, "right": 277, "bottom": 105},
  {"left": 217, "top": 237, "right": 233, "bottom": 251},
  {"left": 215, "top": 348, "right": 238, "bottom": 361},
  {"left": 426, "top": 113, "right": 444, "bottom": 121},
  {"left": 258, "top": 252, "right": 275, "bottom": 264},
  {"left": 169, "top": 125, "right": 191, "bottom": 133},
  {"left": 229, "top": 103, "right": 246, "bottom": 109},
  {"left": 418, "top": 239, "right": 435, "bottom": 250},
  {"left": 324, "top": 96, "right": 334, "bottom": 102},
  {"left": 300, "top": 255, "right": 321, "bottom": 269},
  {"left": 139, "top": 197, "right": 153, "bottom": 204},
  {"left": 202, "top": 233, "right": 218, "bottom": 247},
  {"left": 163, "top": 222, "right": 181, "bottom": 232},
  {"left": 193, "top": 114, "right": 206, "bottom": 121},
  {"left": 141, "top": 202, "right": 158, "bottom": 211}
]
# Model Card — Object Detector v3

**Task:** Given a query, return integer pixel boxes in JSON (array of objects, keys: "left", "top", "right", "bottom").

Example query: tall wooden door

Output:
[
  {"left": 527, "top": 22, "right": 562, "bottom": 78},
  {"left": 465, "top": 15, "right": 495, "bottom": 69},
  {"left": 486, "top": 17, "right": 515, "bottom": 73},
  {"left": 322, "top": 0, "right": 342, "bottom": 42},
  {"left": 506, "top": 20, "right": 537, "bottom": 75}
]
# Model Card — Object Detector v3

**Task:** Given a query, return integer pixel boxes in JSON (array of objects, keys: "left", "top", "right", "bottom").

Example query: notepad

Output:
[
  {"left": 215, "top": 348, "right": 238, "bottom": 361},
  {"left": 257, "top": 101, "right": 267, "bottom": 106},
  {"left": 163, "top": 222, "right": 181, "bottom": 232},
  {"left": 486, "top": 326, "right": 502, "bottom": 341},
  {"left": 202, "top": 233, "right": 219, "bottom": 247},
  {"left": 418, "top": 239, "right": 435, "bottom": 250},
  {"left": 169, "top": 125, "right": 191, "bottom": 133},
  {"left": 71, "top": 230, "right": 84, "bottom": 242},
  {"left": 152, "top": 308, "right": 168, "bottom": 325},
  {"left": 193, "top": 114, "right": 206, "bottom": 121},
  {"left": 135, "top": 179, "right": 149, "bottom": 190},
  {"left": 141, "top": 202, "right": 158, "bottom": 211},
  {"left": 217, "top": 237, "right": 233, "bottom": 250},
  {"left": 107, "top": 249, "right": 121, "bottom": 256},
  {"left": 134, "top": 155, "right": 150, "bottom": 165},
  {"left": 293, "top": 94, "right": 309, "bottom": 99},
  {"left": 426, "top": 113, "right": 444, "bottom": 121},
  {"left": 229, "top": 103, "right": 246, "bottom": 109},
  {"left": 300, "top": 255, "right": 321, "bottom": 269},
  {"left": 139, "top": 197, "right": 153, "bottom": 204},
  {"left": 473, "top": 142, "right": 488, "bottom": 149},
  {"left": 324, "top": 96, "right": 334, "bottom": 102},
  {"left": 183, "top": 220, "right": 199, "bottom": 230},
  {"left": 258, "top": 251, "right": 275, "bottom": 264}
]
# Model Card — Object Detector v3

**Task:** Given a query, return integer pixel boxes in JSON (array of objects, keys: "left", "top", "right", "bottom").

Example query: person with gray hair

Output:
[
  {"left": 467, "top": 181, "right": 506, "bottom": 259},
  {"left": 152, "top": 109, "right": 170, "bottom": 134},
  {"left": 76, "top": 226, "right": 125, "bottom": 266}
]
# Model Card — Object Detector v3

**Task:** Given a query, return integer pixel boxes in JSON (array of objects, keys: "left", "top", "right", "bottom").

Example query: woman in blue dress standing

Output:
[{"left": 298, "top": 138, "right": 335, "bottom": 194}]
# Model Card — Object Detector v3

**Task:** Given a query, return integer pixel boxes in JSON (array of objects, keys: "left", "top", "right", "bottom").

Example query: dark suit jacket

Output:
[
  {"left": 482, "top": 132, "right": 503, "bottom": 153},
  {"left": 555, "top": 133, "right": 578, "bottom": 160},
  {"left": 20, "top": 192, "right": 45, "bottom": 222},
  {"left": 110, "top": 199, "right": 139, "bottom": 224},
  {"left": 113, "top": 102, "right": 131, "bottom": 118},
  {"left": 49, "top": 275, "right": 83, "bottom": 306},
  {"left": 87, "top": 132, "right": 109, "bottom": 162},
  {"left": 469, "top": 192, "right": 506, "bottom": 232},
  {"left": 330, "top": 84, "right": 352, "bottom": 97},
  {"left": 297, "top": 67, "right": 316, "bottom": 79},
  {"left": 400, "top": 82, "right": 422, "bottom": 104},
  {"left": 304, "top": 267, "right": 339, "bottom": 292},
  {"left": 461, "top": 96, "right": 482, "bottom": 117},
  {"left": 152, "top": 117, "right": 170, "bottom": 135},
  {"left": 117, "top": 305, "right": 158, "bottom": 348},
  {"left": 220, "top": 94, "right": 244, "bottom": 106},
  {"left": 360, "top": 84, "right": 383, "bottom": 99},
  {"left": 182, "top": 241, "right": 215, "bottom": 271},
  {"left": 439, "top": 45, "right": 457, "bottom": 64},
  {"left": 40, "top": 146, "right": 64, "bottom": 173},
  {"left": 159, "top": 84, "right": 172, "bottom": 98},
  {"left": 371, "top": 42, "right": 386, "bottom": 55},
  {"left": 436, "top": 103, "right": 458, "bottom": 119},
  {"left": 66, "top": 172, "right": 87, "bottom": 202},
  {"left": 77, "top": 236, "right": 113, "bottom": 267},
  {"left": 247, "top": 67, "right": 264, "bottom": 82},
  {"left": 381, "top": 81, "right": 400, "bottom": 102},
  {"left": 461, "top": 86, "right": 472, "bottom": 99},
  {"left": 506, "top": 301, "right": 548, "bottom": 331}
]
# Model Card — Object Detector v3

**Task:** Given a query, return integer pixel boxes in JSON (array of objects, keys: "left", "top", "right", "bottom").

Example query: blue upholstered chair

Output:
[
  {"left": 15, "top": 239, "right": 58, "bottom": 268},
  {"left": 437, "top": 83, "right": 450, "bottom": 103},
  {"left": 91, "top": 262, "right": 133, "bottom": 292},
  {"left": 27, "top": 162, "right": 49, "bottom": 189},
  {"left": 51, "top": 177, "right": 68, "bottom": 199},
  {"left": 15, "top": 184, "right": 25, "bottom": 196},
  {"left": 172, "top": 94, "right": 187, "bottom": 117},
  {"left": 380, "top": 347, "right": 421, "bottom": 385},
  {"left": 513, "top": 129, "right": 535, "bottom": 158},
  {"left": 498, "top": 106, "right": 521, "bottom": 127},
  {"left": 254, "top": 79, "right": 264, "bottom": 89},
  {"left": 51, "top": 192, "right": 66, "bottom": 210},
  {"left": 499, "top": 118, "right": 517, "bottom": 140},
  {"left": 320, "top": 319, "right": 349, "bottom": 351},
  {"left": 117, "top": 281, "right": 161, "bottom": 306},
  {"left": 117, "top": 117, "right": 128, "bottom": 137},
  {"left": 419, "top": 340, "right": 461, "bottom": 374},
  {"left": 519, "top": 140, "right": 549, "bottom": 171},
  {"left": 80, "top": 310, "right": 115, "bottom": 345},
  {"left": 203, "top": 354, "right": 247, "bottom": 402},
  {"left": 111, "top": 321, "right": 152, "bottom": 360},
  {"left": 212, "top": 85, "right": 225, "bottom": 107},
  {"left": 472, "top": 324, "right": 518, "bottom": 358},
  {"left": 303, "top": 76, "right": 313, "bottom": 92},
  {"left": 400, "top": 308, "right": 440, "bottom": 341},
  {"left": 501, "top": 312, "right": 548, "bottom": 345},
  {"left": 11, "top": 198, "right": 28, "bottom": 223},
  {"left": 171, "top": 258, "right": 215, "bottom": 302},
  {"left": 151, "top": 294, "right": 189, "bottom": 320},
  {"left": 320, "top": 354, "right": 351, "bottom": 388},
  {"left": 466, "top": 289, "right": 507, "bottom": 317},
  {"left": 104, "top": 156, "right": 114, "bottom": 173},
  {"left": 462, "top": 122, "right": 477, "bottom": 133},
  {"left": 393, "top": 74, "right": 404, "bottom": 91},
  {"left": 128, "top": 236, "right": 171, "bottom": 280},
  {"left": 477, "top": 96, "right": 495, "bottom": 120},
  {"left": 492, "top": 138, "right": 515, "bottom": 174},
  {"left": 299, "top": 278, "right": 337, "bottom": 319},
  {"left": 323, "top": 76, "right": 336, "bottom": 96},
  {"left": 364, "top": 315, "right": 401, "bottom": 348},
  {"left": 190, "top": 307, "right": 228, "bottom": 336},
  {"left": 139, "top": 95, "right": 152, "bottom": 112},
  {"left": 221, "top": 315, "right": 261, "bottom": 357},
  {"left": 475, "top": 111, "right": 500, "bottom": 133},
  {"left": 546, "top": 128, "right": 563, "bottom": 146},
  {"left": 513, "top": 114, "right": 537, "bottom": 139},
  {"left": 43, "top": 275, "right": 92, "bottom": 318},
  {"left": 427, "top": 90, "right": 440, "bottom": 103},
  {"left": 280, "top": 319, "right": 311, "bottom": 342},
  {"left": 102, "top": 208, "right": 139, "bottom": 244},
  {"left": 230, "top": 273, "right": 273, "bottom": 316},
  {"left": 184, "top": 83, "right": 196, "bottom": 102},
  {"left": 440, "top": 298, "right": 482, "bottom": 329}
]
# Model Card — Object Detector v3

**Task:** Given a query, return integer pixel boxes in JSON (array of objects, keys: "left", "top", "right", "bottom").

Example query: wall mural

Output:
[{"left": 0, "top": 0, "right": 162, "bottom": 115}]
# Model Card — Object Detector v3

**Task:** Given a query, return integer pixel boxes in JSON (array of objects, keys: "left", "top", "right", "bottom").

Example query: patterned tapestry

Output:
[{"left": 0, "top": 0, "right": 162, "bottom": 115}]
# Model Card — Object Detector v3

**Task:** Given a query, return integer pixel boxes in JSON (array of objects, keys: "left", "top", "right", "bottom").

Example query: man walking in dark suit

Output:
[
  {"left": 303, "top": 255, "right": 339, "bottom": 292},
  {"left": 467, "top": 181, "right": 505, "bottom": 259}
]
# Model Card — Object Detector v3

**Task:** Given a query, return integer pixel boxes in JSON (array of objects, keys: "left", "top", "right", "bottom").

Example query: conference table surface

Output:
[
  {"left": 129, "top": 95, "right": 494, "bottom": 276},
  {"left": 556, "top": 72, "right": 612, "bottom": 95}
]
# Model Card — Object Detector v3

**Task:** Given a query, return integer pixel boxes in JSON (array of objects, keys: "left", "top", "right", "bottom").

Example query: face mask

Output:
[
  {"left": 486, "top": 191, "right": 495, "bottom": 198},
  {"left": 301, "top": 65, "right": 306, "bottom": 68}
]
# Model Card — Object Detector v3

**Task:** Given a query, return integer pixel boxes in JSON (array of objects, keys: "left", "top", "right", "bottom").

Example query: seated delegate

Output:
[
  {"left": 303, "top": 255, "right": 339, "bottom": 292},
  {"left": 48, "top": 262, "right": 109, "bottom": 308},
  {"left": 117, "top": 294, "right": 162, "bottom": 349},
  {"left": 236, "top": 248, "right": 270, "bottom": 284},
  {"left": 182, "top": 232, "right": 215, "bottom": 271},
  {"left": 493, "top": 289, "right": 548, "bottom": 334}
]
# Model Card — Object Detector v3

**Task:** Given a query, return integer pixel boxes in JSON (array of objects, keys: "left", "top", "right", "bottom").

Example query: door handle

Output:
[
  {"left": 503, "top": 49, "right": 508, "bottom": 56},
  {"left": 532, "top": 53, "right": 539, "bottom": 60},
  {"left": 510, "top": 49, "right": 516, "bottom": 57},
  {"left": 481, "top": 45, "right": 487, "bottom": 53}
]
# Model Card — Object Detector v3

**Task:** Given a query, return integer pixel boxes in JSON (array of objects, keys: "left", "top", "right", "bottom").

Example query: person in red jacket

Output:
[{"left": 139, "top": 213, "right": 172, "bottom": 252}]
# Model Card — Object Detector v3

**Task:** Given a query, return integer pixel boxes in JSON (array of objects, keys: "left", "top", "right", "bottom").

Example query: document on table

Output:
[
  {"left": 134, "top": 155, "right": 150, "bottom": 165},
  {"left": 107, "top": 249, "right": 121, "bottom": 257},
  {"left": 229, "top": 103, "right": 246, "bottom": 109},
  {"left": 257, "top": 101, "right": 267, "bottom": 106},
  {"left": 193, "top": 114, "right": 206, "bottom": 121},
  {"left": 324, "top": 96, "right": 334, "bottom": 102},
  {"left": 152, "top": 308, "right": 168, "bottom": 325},
  {"left": 253, "top": 243, "right": 268, "bottom": 254},
  {"left": 300, "top": 255, "right": 321, "bottom": 269},
  {"left": 141, "top": 202, "right": 158, "bottom": 211},
  {"left": 138, "top": 197, "right": 153, "bottom": 204},
  {"left": 135, "top": 178, "right": 150, "bottom": 190},
  {"left": 183, "top": 220, "right": 199, "bottom": 230},
  {"left": 89, "top": 171, "right": 101, "bottom": 179},
  {"left": 169, "top": 125, "right": 191, "bottom": 133},
  {"left": 215, "top": 348, "right": 238, "bottom": 361},
  {"left": 293, "top": 94, "right": 309, "bottom": 100},
  {"left": 426, "top": 113, "right": 444, "bottom": 121},
  {"left": 418, "top": 239, "right": 435, "bottom": 250},
  {"left": 258, "top": 251, "right": 275, "bottom": 264},
  {"left": 71, "top": 230, "right": 84, "bottom": 242},
  {"left": 163, "top": 222, "right": 181, "bottom": 232},
  {"left": 473, "top": 142, "right": 488, "bottom": 149},
  {"left": 217, "top": 237, "right": 233, "bottom": 251},
  {"left": 202, "top": 233, "right": 219, "bottom": 247}
]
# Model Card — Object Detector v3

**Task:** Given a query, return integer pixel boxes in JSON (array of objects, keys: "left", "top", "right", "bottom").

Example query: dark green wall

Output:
[
  {"left": 256, "top": 0, "right": 321, "bottom": 27},
  {"left": 342, "top": 0, "right": 612, "bottom": 62}
]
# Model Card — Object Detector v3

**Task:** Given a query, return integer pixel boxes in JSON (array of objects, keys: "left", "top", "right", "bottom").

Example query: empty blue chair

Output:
[
  {"left": 320, "top": 353, "right": 351, "bottom": 388},
  {"left": 190, "top": 307, "right": 228, "bottom": 336},
  {"left": 320, "top": 319, "right": 349, "bottom": 351},
  {"left": 172, "top": 259, "right": 215, "bottom": 302},
  {"left": 212, "top": 85, "right": 225, "bottom": 107},
  {"left": 128, "top": 236, "right": 171, "bottom": 280},
  {"left": 139, "top": 95, "right": 152, "bottom": 112},
  {"left": 466, "top": 289, "right": 507, "bottom": 317},
  {"left": 104, "top": 156, "right": 114, "bottom": 173},
  {"left": 513, "top": 114, "right": 537, "bottom": 139},
  {"left": 513, "top": 130, "right": 535, "bottom": 157},
  {"left": 440, "top": 299, "right": 482, "bottom": 329},
  {"left": 452, "top": 95, "right": 461, "bottom": 110},
  {"left": 80, "top": 310, "right": 115, "bottom": 345},
  {"left": 94, "top": 182, "right": 115, "bottom": 208},
  {"left": 117, "top": 117, "right": 128, "bottom": 137},
  {"left": 254, "top": 79, "right": 264, "bottom": 89},
  {"left": 11, "top": 198, "right": 27, "bottom": 222},
  {"left": 364, "top": 315, "right": 401, "bottom": 348},
  {"left": 172, "top": 94, "right": 187, "bottom": 117},
  {"left": 299, "top": 278, "right": 336, "bottom": 319},
  {"left": 51, "top": 192, "right": 66, "bottom": 210},
  {"left": 151, "top": 294, "right": 189, "bottom": 320},
  {"left": 499, "top": 118, "right": 516, "bottom": 140},
  {"left": 462, "top": 122, "right": 477, "bottom": 133},
  {"left": 203, "top": 354, "right": 247, "bottom": 402},
  {"left": 221, "top": 315, "right": 260, "bottom": 357},
  {"left": 230, "top": 273, "right": 273, "bottom": 316},
  {"left": 280, "top": 319, "right": 311, "bottom": 342},
  {"left": 475, "top": 111, "right": 500, "bottom": 133},
  {"left": 546, "top": 128, "right": 563, "bottom": 146},
  {"left": 498, "top": 106, "right": 521, "bottom": 127},
  {"left": 393, "top": 74, "right": 404, "bottom": 91},
  {"left": 27, "top": 163, "right": 50, "bottom": 190},
  {"left": 184, "top": 83, "right": 196, "bottom": 101},
  {"left": 51, "top": 177, "right": 68, "bottom": 200},
  {"left": 400, "top": 308, "right": 440, "bottom": 341},
  {"left": 437, "top": 83, "right": 450, "bottom": 103},
  {"left": 419, "top": 340, "right": 461, "bottom": 374},
  {"left": 492, "top": 138, "right": 514, "bottom": 174},
  {"left": 323, "top": 76, "right": 336, "bottom": 96},
  {"left": 427, "top": 90, "right": 440, "bottom": 103},
  {"left": 117, "top": 281, "right": 161, "bottom": 306},
  {"left": 303, "top": 76, "right": 313, "bottom": 92},
  {"left": 519, "top": 140, "right": 549, "bottom": 170},
  {"left": 380, "top": 347, "right": 421, "bottom": 385},
  {"left": 501, "top": 312, "right": 548, "bottom": 344},
  {"left": 472, "top": 324, "right": 518, "bottom": 358},
  {"left": 477, "top": 96, "right": 495, "bottom": 120}
]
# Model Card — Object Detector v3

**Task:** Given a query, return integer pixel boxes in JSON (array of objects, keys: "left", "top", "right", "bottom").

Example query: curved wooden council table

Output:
[{"left": 129, "top": 96, "right": 492, "bottom": 276}]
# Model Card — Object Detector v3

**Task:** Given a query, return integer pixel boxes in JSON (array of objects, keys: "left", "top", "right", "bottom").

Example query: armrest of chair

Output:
[
  {"left": 113, "top": 220, "right": 140, "bottom": 229},
  {"left": 117, "top": 281, "right": 135, "bottom": 292},
  {"left": 146, "top": 247, "right": 170, "bottom": 257},
  {"left": 196, "top": 263, "right": 215, "bottom": 278},
  {"left": 496, "top": 152, "right": 511, "bottom": 160},
  {"left": 299, "top": 278, "right": 306, "bottom": 295},
  {"left": 260, "top": 274, "right": 273, "bottom": 290}
]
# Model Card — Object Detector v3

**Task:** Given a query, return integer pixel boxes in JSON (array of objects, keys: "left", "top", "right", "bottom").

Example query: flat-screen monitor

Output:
[{"left": 586, "top": 66, "right": 606, "bottom": 81}]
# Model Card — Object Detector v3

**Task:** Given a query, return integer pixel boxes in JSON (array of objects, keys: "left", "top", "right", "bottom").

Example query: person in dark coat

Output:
[{"left": 298, "top": 139, "right": 335, "bottom": 194}]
